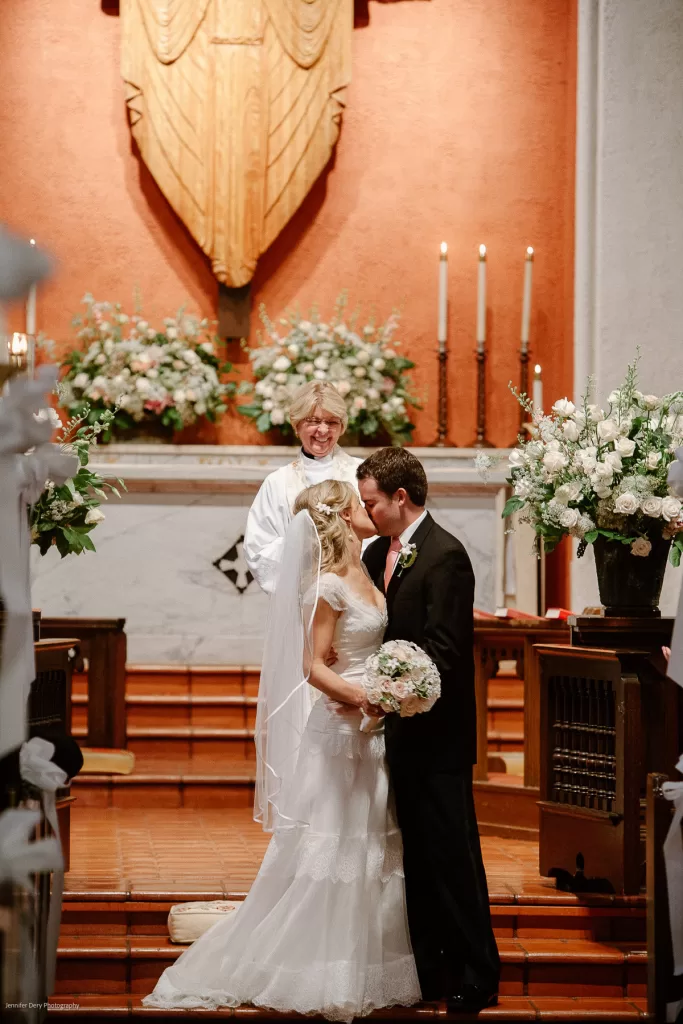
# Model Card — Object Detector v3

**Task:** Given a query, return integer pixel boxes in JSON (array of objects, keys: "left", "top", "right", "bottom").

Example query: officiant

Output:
[{"left": 243, "top": 381, "right": 361, "bottom": 593}]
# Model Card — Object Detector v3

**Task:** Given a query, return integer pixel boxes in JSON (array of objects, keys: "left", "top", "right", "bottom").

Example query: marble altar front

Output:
[{"left": 30, "top": 445, "right": 518, "bottom": 666}]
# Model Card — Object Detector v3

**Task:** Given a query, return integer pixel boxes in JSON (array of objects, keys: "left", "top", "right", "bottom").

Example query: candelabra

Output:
[
  {"left": 468, "top": 348, "right": 493, "bottom": 448},
  {"left": 430, "top": 346, "right": 456, "bottom": 447}
]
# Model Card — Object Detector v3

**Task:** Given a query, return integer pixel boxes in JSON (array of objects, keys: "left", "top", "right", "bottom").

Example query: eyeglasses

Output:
[{"left": 301, "top": 418, "right": 343, "bottom": 430}]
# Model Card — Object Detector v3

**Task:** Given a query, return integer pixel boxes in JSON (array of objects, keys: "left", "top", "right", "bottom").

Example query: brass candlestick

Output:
[
  {"left": 430, "top": 346, "right": 456, "bottom": 447},
  {"left": 517, "top": 346, "right": 530, "bottom": 439},
  {"left": 469, "top": 348, "right": 493, "bottom": 448}
]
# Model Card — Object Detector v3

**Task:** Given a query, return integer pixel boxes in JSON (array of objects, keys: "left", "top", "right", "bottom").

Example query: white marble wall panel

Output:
[{"left": 30, "top": 459, "right": 506, "bottom": 666}]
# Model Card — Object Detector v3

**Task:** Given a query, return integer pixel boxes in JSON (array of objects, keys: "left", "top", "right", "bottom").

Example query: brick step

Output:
[
  {"left": 47, "top": 993, "right": 650, "bottom": 1021},
  {"left": 72, "top": 758, "right": 256, "bottom": 809},
  {"left": 71, "top": 693, "right": 259, "bottom": 733},
  {"left": 72, "top": 666, "right": 260, "bottom": 699},
  {"left": 53, "top": 936, "right": 647, "bottom": 1000},
  {"left": 60, "top": 894, "right": 645, "bottom": 945}
]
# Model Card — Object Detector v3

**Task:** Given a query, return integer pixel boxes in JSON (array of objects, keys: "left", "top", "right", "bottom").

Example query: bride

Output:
[{"left": 144, "top": 479, "right": 421, "bottom": 1022}]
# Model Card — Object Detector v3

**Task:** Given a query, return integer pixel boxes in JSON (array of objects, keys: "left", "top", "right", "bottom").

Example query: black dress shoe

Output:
[{"left": 446, "top": 985, "right": 498, "bottom": 1014}]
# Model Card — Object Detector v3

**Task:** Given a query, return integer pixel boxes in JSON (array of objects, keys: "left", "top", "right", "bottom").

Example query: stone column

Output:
[{"left": 572, "top": 0, "right": 683, "bottom": 614}]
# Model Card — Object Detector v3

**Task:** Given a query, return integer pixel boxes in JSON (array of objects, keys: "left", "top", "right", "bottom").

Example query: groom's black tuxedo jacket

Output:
[{"left": 363, "top": 512, "right": 477, "bottom": 773}]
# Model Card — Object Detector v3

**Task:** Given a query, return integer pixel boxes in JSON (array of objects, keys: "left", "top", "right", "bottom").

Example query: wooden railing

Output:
[
  {"left": 37, "top": 616, "right": 127, "bottom": 749},
  {"left": 537, "top": 615, "right": 677, "bottom": 895},
  {"left": 473, "top": 618, "right": 569, "bottom": 787}
]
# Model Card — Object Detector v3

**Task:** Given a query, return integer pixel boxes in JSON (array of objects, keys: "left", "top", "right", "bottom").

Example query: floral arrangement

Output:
[
  {"left": 30, "top": 404, "right": 125, "bottom": 558},
  {"left": 238, "top": 298, "right": 418, "bottom": 443},
  {"left": 502, "top": 360, "right": 683, "bottom": 564},
  {"left": 58, "top": 295, "right": 233, "bottom": 439},
  {"left": 363, "top": 640, "right": 441, "bottom": 717}
]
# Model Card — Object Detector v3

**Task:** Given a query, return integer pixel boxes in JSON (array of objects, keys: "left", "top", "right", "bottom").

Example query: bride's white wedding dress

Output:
[{"left": 144, "top": 573, "right": 421, "bottom": 1022}]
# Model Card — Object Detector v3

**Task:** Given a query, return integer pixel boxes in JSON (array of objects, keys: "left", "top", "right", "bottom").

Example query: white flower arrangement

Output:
[
  {"left": 363, "top": 640, "right": 441, "bottom": 717},
  {"left": 238, "top": 296, "right": 419, "bottom": 443},
  {"left": 503, "top": 359, "right": 683, "bottom": 565},
  {"left": 58, "top": 295, "right": 234, "bottom": 439},
  {"left": 30, "top": 403, "right": 125, "bottom": 558}
]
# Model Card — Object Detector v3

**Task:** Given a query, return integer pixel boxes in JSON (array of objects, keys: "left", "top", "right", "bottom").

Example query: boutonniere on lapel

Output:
[{"left": 396, "top": 542, "right": 418, "bottom": 577}]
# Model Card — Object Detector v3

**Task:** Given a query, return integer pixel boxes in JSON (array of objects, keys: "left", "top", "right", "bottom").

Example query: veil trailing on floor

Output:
[{"left": 253, "top": 510, "right": 322, "bottom": 832}]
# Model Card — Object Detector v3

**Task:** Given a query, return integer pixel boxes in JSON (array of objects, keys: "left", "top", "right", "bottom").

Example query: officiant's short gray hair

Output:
[{"left": 288, "top": 381, "right": 349, "bottom": 433}]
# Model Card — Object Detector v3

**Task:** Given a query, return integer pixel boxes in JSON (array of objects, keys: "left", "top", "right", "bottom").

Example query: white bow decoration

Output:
[
  {"left": 0, "top": 808, "right": 62, "bottom": 888},
  {"left": 662, "top": 755, "right": 683, "bottom": 981},
  {"left": 17, "top": 446, "right": 79, "bottom": 506},
  {"left": 668, "top": 446, "right": 683, "bottom": 499},
  {"left": 19, "top": 737, "right": 67, "bottom": 994}
]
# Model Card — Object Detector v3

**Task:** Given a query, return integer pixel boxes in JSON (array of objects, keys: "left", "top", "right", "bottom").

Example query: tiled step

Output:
[
  {"left": 72, "top": 694, "right": 258, "bottom": 733},
  {"left": 53, "top": 935, "right": 647, "bottom": 999},
  {"left": 48, "top": 993, "right": 650, "bottom": 1021},
  {"left": 60, "top": 894, "right": 645, "bottom": 945},
  {"left": 71, "top": 758, "right": 256, "bottom": 809}
]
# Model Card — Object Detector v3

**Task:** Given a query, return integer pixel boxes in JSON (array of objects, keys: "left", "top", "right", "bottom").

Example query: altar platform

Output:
[{"left": 51, "top": 805, "right": 649, "bottom": 1022}]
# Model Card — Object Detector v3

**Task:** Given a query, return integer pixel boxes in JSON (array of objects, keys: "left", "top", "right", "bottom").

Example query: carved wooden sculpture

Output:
[{"left": 121, "top": 0, "right": 352, "bottom": 287}]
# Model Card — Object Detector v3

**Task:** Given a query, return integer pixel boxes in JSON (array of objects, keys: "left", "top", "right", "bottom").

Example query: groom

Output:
[{"left": 358, "top": 447, "right": 500, "bottom": 1013}]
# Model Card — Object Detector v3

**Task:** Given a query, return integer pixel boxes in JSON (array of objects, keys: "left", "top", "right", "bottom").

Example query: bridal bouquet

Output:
[
  {"left": 238, "top": 296, "right": 418, "bottom": 443},
  {"left": 503, "top": 358, "right": 683, "bottom": 564},
  {"left": 363, "top": 640, "right": 441, "bottom": 717}
]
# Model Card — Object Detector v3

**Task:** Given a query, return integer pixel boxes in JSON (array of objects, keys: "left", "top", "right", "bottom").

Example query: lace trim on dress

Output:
[
  {"left": 262, "top": 828, "right": 406, "bottom": 884},
  {"left": 143, "top": 952, "right": 421, "bottom": 1023}
]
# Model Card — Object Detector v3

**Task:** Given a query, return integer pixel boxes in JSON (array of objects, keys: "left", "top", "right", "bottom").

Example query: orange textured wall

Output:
[{"left": 0, "top": 0, "right": 576, "bottom": 448}]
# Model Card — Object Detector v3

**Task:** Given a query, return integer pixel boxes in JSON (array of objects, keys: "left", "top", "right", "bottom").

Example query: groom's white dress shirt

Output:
[{"left": 243, "top": 445, "right": 361, "bottom": 594}]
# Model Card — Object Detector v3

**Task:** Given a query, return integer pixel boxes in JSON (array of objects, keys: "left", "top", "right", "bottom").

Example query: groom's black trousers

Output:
[{"left": 391, "top": 765, "right": 501, "bottom": 998}]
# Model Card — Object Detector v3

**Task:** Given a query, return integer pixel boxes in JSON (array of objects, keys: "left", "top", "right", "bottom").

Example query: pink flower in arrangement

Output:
[
  {"left": 382, "top": 377, "right": 394, "bottom": 394},
  {"left": 144, "top": 399, "right": 171, "bottom": 413}
]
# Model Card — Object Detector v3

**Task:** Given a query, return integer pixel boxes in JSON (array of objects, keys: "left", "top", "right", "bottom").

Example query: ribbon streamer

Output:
[
  {"left": 0, "top": 367, "right": 59, "bottom": 758},
  {"left": 20, "top": 737, "right": 68, "bottom": 995}
]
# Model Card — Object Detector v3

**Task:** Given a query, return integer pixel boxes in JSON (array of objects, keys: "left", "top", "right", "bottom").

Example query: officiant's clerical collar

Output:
[{"left": 301, "top": 446, "right": 334, "bottom": 463}]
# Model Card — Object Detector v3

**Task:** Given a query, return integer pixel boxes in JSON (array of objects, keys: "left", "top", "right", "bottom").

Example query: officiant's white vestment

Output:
[{"left": 243, "top": 446, "right": 361, "bottom": 593}]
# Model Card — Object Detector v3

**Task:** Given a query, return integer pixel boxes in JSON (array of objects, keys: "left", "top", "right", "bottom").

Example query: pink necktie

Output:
[{"left": 384, "top": 537, "right": 402, "bottom": 591}]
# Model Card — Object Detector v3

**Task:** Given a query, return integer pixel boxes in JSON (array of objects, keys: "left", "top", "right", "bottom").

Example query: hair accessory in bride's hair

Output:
[{"left": 315, "top": 501, "right": 334, "bottom": 516}]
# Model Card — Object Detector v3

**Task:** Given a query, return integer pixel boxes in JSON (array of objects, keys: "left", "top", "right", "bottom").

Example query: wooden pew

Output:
[{"left": 37, "top": 616, "right": 127, "bottom": 749}]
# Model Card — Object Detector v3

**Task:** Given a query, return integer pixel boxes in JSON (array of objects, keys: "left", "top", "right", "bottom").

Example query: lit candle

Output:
[
  {"left": 25, "top": 238, "right": 37, "bottom": 336},
  {"left": 437, "top": 242, "right": 448, "bottom": 352},
  {"left": 477, "top": 244, "right": 487, "bottom": 353},
  {"left": 10, "top": 333, "right": 28, "bottom": 370},
  {"left": 533, "top": 363, "right": 543, "bottom": 414},
  {"left": 521, "top": 246, "right": 534, "bottom": 353}
]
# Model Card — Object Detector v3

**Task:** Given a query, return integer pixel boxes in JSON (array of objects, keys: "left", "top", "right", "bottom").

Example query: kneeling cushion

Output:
[{"left": 167, "top": 900, "right": 241, "bottom": 944}]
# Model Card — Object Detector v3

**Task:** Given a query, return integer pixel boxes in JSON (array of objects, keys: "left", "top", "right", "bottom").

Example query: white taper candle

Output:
[
  {"left": 477, "top": 244, "right": 487, "bottom": 352},
  {"left": 437, "top": 242, "right": 448, "bottom": 351},
  {"left": 521, "top": 247, "right": 534, "bottom": 352},
  {"left": 25, "top": 239, "right": 37, "bottom": 336},
  {"left": 533, "top": 363, "right": 543, "bottom": 415}
]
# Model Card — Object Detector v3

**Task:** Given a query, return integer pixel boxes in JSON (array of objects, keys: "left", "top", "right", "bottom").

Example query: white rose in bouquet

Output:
[
  {"left": 559, "top": 508, "right": 580, "bottom": 529},
  {"left": 662, "top": 496, "right": 683, "bottom": 522},
  {"left": 563, "top": 420, "right": 580, "bottom": 442},
  {"left": 597, "top": 419, "right": 620, "bottom": 443},
  {"left": 614, "top": 492, "right": 640, "bottom": 515},
  {"left": 631, "top": 537, "right": 652, "bottom": 557},
  {"left": 552, "top": 399, "right": 576, "bottom": 417},
  {"left": 615, "top": 437, "right": 637, "bottom": 457},
  {"left": 543, "top": 451, "right": 568, "bottom": 475},
  {"left": 642, "top": 496, "right": 663, "bottom": 518}
]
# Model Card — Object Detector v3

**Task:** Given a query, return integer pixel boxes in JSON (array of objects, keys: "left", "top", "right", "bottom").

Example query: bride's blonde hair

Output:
[{"left": 293, "top": 479, "right": 357, "bottom": 575}]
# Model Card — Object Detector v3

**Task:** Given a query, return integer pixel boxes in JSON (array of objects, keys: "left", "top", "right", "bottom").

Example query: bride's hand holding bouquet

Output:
[{"left": 360, "top": 639, "right": 441, "bottom": 732}]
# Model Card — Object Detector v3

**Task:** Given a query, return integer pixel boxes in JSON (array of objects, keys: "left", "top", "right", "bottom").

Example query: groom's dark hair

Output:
[{"left": 357, "top": 448, "right": 428, "bottom": 506}]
